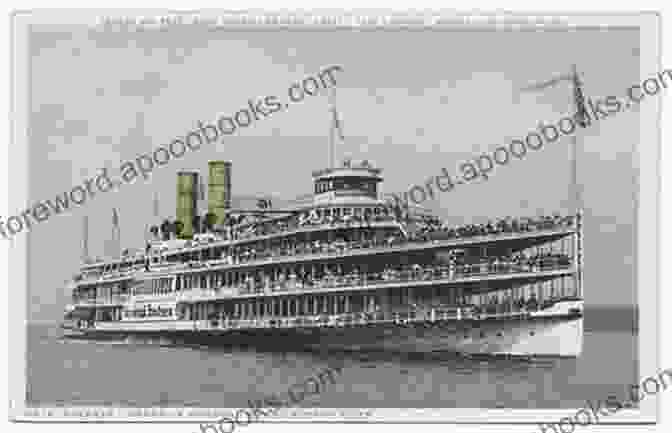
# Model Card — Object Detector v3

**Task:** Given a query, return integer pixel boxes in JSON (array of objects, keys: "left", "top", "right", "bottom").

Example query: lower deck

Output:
[{"left": 65, "top": 301, "right": 583, "bottom": 357}]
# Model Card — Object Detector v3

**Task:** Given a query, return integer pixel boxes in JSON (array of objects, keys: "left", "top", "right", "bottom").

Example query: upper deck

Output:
[
  {"left": 74, "top": 157, "right": 579, "bottom": 289},
  {"left": 74, "top": 216, "right": 577, "bottom": 287}
]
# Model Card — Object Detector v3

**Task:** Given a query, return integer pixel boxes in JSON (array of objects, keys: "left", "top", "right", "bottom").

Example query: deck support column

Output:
[{"left": 378, "top": 289, "right": 389, "bottom": 315}]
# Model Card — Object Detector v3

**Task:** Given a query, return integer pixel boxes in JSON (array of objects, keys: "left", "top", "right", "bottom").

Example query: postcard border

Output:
[{"left": 8, "top": 9, "right": 661, "bottom": 424}]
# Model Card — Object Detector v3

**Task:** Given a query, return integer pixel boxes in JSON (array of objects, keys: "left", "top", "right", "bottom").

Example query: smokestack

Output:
[
  {"left": 208, "top": 161, "right": 232, "bottom": 226},
  {"left": 176, "top": 171, "right": 199, "bottom": 239}
]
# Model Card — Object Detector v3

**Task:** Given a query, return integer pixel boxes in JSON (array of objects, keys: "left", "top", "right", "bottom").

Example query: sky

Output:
[{"left": 26, "top": 24, "right": 641, "bottom": 321}]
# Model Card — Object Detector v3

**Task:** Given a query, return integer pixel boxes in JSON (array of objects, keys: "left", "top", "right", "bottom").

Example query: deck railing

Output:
[
  {"left": 193, "top": 306, "right": 549, "bottom": 331},
  {"left": 86, "top": 297, "right": 581, "bottom": 332},
  {"left": 176, "top": 262, "right": 573, "bottom": 302},
  {"left": 77, "top": 224, "right": 576, "bottom": 283},
  {"left": 74, "top": 261, "right": 573, "bottom": 307},
  {"left": 71, "top": 295, "right": 130, "bottom": 307}
]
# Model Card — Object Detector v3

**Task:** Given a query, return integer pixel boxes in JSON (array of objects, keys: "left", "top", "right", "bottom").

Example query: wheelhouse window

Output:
[{"left": 314, "top": 177, "right": 377, "bottom": 196}]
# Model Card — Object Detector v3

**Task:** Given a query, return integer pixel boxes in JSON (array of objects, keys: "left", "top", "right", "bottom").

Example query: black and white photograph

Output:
[{"left": 6, "top": 9, "right": 664, "bottom": 428}]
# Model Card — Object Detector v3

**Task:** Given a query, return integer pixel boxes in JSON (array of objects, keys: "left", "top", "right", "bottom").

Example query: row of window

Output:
[
  {"left": 314, "top": 178, "right": 377, "bottom": 194},
  {"left": 132, "top": 278, "right": 173, "bottom": 295},
  {"left": 303, "top": 206, "right": 389, "bottom": 219},
  {"left": 123, "top": 307, "right": 174, "bottom": 318}
]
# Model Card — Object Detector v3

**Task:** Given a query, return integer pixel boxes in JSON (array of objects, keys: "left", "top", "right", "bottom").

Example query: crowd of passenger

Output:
[
  {"left": 229, "top": 210, "right": 397, "bottom": 241},
  {"left": 232, "top": 253, "right": 571, "bottom": 295},
  {"left": 224, "top": 236, "right": 572, "bottom": 272},
  {"left": 227, "top": 237, "right": 403, "bottom": 265},
  {"left": 199, "top": 291, "right": 571, "bottom": 330},
  {"left": 83, "top": 210, "right": 577, "bottom": 281},
  {"left": 469, "top": 293, "right": 542, "bottom": 315},
  {"left": 412, "top": 213, "right": 576, "bottom": 242},
  {"left": 458, "top": 251, "right": 572, "bottom": 274},
  {"left": 225, "top": 211, "right": 575, "bottom": 248}
]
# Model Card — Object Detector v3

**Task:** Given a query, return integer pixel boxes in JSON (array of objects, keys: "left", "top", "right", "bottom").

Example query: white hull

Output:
[
  {"left": 74, "top": 313, "right": 583, "bottom": 357},
  {"left": 299, "top": 315, "right": 583, "bottom": 357}
]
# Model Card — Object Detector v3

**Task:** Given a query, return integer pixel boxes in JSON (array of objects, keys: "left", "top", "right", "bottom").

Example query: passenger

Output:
[{"left": 526, "top": 294, "right": 539, "bottom": 311}]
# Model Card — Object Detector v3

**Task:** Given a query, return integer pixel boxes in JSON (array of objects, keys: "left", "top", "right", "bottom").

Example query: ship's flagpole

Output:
[
  {"left": 570, "top": 64, "right": 590, "bottom": 213},
  {"left": 521, "top": 65, "right": 588, "bottom": 300},
  {"left": 521, "top": 66, "right": 587, "bottom": 214},
  {"left": 570, "top": 65, "right": 588, "bottom": 300}
]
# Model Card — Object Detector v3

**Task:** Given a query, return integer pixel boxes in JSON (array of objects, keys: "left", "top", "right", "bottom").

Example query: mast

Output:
[
  {"left": 146, "top": 192, "right": 160, "bottom": 241},
  {"left": 521, "top": 65, "right": 589, "bottom": 299},
  {"left": 522, "top": 66, "right": 587, "bottom": 214},
  {"left": 112, "top": 207, "right": 120, "bottom": 259},
  {"left": 329, "top": 87, "right": 345, "bottom": 168},
  {"left": 571, "top": 65, "right": 587, "bottom": 299},
  {"left": 82, "top": 215, "right": 89, "bottom": 263},
  {"left": 153, "top": 192, "right": 160, "bottom": 219},
  {"left": 329, "top": 88, "right": 334, "bottom": 168},
  {"left": 571, "top": 64, "right": 589, "bottom": 214}
]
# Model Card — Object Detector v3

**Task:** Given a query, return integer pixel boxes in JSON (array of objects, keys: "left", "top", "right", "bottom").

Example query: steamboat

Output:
[{"left": 62, "top": 156, "right": 584, "bottom": 357}]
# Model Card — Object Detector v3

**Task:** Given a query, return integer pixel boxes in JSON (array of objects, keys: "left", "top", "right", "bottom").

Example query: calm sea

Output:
[{"left": 26, "top": 307, "right": 638, "bottom": 409}]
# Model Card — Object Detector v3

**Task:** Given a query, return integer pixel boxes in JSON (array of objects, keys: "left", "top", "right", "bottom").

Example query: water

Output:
[{"left": 27, "top": 307, "right": 638, "bottom": 408}]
